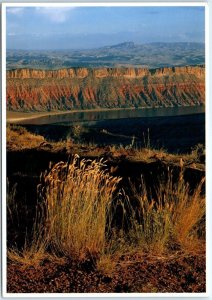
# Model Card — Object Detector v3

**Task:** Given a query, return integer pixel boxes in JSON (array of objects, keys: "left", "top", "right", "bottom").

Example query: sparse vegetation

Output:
[
  {"left": 72, "top": 124, "right": 84, "bottom": 143},
  {"left": 7, "top": 124, "right": 45, "bottom": 150},
  {"left": 124, "top": 172, "right": 205, "bottom": 254},
  {"left": 96, "top": 254, "right": 117, "bottom": 276},
  {"left": 7, "top": 156, "right": 205, "bottom": 264},
  {"left": 6, "top": 124, "right": 206, "bottom": 293},
  {"left": 6, "top": 125, "right": 205, "bottom": 169},
  {"left": 190, "top": 143, "right": 205, "bottom": 162}
]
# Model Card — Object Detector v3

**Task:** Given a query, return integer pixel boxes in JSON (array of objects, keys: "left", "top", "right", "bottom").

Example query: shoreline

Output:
[
  {"left": 6, "top": 105, "right": 205, "bottom": 123},
  {"left": 7, "top": 107, "right": 144, "bottom": 123}
]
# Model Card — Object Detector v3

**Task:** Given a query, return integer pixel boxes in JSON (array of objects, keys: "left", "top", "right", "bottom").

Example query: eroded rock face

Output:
[{"left": 6, "top": 66, "right": 205, "bottom": 111}]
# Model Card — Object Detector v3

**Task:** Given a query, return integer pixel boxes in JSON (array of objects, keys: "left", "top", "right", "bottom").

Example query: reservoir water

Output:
[{"left": 18, "top": 105, "right": 205, "bottom": 125}]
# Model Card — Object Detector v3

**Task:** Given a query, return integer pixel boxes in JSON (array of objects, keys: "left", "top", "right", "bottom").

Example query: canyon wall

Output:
[{"left": 6, "top": 66, "right": 205, "bottom": 111}]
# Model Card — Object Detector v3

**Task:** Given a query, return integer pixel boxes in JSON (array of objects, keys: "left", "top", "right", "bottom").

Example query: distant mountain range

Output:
[
  {"left": 103, "top": 41, "right": 136, "bottom": 49},
  {"left": 7, "top": 42, "right": 205, "bottom": 70}
]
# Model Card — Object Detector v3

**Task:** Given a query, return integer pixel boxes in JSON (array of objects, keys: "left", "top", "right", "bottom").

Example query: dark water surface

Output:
[
  {"left": 21, "top": 106, "right": 205, "bottom": 154},
  {"left": 19, "top": 106, "right": 205, "bottom": 125}
]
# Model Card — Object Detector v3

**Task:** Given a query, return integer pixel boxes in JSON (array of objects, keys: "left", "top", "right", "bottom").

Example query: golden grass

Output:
[
  {"left": 7, "top": 220, "right": 47, "bottom": 266},
  {"left": 7, "top": 226, "right": 47, "bottom": 268},
  {"left": 7, "top": 246, "right": 46, "bottom": 267},
  {"left": 7, "top": 125, "right": 45, "bottom": 150},
  {"left": 7, "top": 156, "right": 205, "bottom": 268},
  {"left": 7, "top": 178, "right": 48, "bottom": 266},
  {"left": 171, "top": 179, "right": 205, "bottom": 252},
  {"left": 41, "top": 155, "right": 121, "bottom": 260},
  {"left": 132, "top": 146, "right": 204, "bottom": 166},
  {"left": 124, "top": 170, "right": 205, "bottom": 254},
  {"left": 96, "top": 254, "right": 117, "bottom": 276}
]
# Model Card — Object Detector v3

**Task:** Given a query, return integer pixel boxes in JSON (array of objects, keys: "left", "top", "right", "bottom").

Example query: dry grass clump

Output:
[
  {"left": 156, "top": 170, "right": 205, "bottom": 250},
  {"left": 188, "top": 143, "right": 205, "bottom": 163},
  {"left": 7, "top": 156, "right": 205, "bottom": 268},
  {"left": 133, "top": 147, "right": 196, "bottom": 165},
  {"left": 125, "top": 170, "right": 205, "bottom": 254},
  {"left": 7, "top": 177, "right": 48, "bottom": 266},
  {"left": 7, "top": 215, "right": 47, "bottom": 267},
  {"left": 7, "top": 125, "right": 45, "bottom": 150},
  {"left": 133, "top": 147, "right": 167, "bottom": 162},
  {"left": 96, "top": 254, "right": 117, "bottom": 276},
  {"left": 41, "top": 155, "right": 121, "bottom": 260},
  {"left": 7, "top": 244, "right": 47, "bottom": 267}
]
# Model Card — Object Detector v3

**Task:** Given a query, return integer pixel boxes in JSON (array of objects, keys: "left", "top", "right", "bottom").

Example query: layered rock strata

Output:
[{"left": 7, "top": 66, "right": 205, "bottom": 111}]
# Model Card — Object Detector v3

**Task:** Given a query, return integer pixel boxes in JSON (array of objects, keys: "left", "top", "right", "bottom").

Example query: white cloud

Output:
[
  {"left": 7, "top": 7, "right": 24, "bottom": 15},
  {"left": 35, "top": 7, "right": 75, "bottom": 23}
]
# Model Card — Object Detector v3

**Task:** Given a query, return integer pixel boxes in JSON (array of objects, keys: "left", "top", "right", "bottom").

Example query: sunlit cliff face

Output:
[{"left": 6, "top": 66, "right": 205, "bottom": 111}]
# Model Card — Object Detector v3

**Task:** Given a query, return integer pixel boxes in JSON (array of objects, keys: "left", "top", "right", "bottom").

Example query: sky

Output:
[{"left": 6, "top": 6, "right": 205, "bottom": 50}]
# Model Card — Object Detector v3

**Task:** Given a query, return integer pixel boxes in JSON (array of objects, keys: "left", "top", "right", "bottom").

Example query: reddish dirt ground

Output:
[{"left": 7, "top": 251, "right": 206, "bottom": 293}]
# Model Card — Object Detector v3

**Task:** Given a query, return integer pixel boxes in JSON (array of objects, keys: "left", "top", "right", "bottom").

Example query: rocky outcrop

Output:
[
  {"left": 6, "top": 66, "right": 205, "bottom": 111},
  {"left": 7, "top": 65, "right": 204, "bottom": 79}
]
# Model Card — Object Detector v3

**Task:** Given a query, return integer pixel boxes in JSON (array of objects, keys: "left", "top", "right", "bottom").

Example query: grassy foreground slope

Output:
[{"left": 7, "top": 126, "right": 205, "bottom": 293}]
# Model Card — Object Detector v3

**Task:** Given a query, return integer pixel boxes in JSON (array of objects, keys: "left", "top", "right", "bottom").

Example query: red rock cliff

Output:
[{"left": 6, "top": 66, "right": 205, "bottom": 111}]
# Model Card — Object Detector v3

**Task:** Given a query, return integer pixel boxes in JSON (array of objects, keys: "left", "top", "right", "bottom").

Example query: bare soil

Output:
[{"left": 7, "top": 251, "right": 206, "bottom": 293}]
